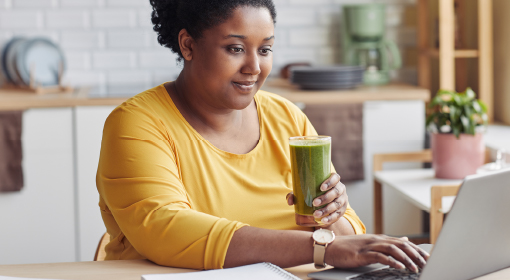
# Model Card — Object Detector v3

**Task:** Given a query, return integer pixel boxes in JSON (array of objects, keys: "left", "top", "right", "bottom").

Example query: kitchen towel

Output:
[
  {"left": 0, "top": 111, "right": 23, "bottom": 192},
  {"left": 303, "top": 103, "right": 364, "bottom": 182}
]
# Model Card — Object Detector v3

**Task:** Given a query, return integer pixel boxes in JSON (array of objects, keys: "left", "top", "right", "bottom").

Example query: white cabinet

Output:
[
  {"left": 0, "top": 106, "right": 115, "bottom": 264},
  {"left": 346, "top": 100, "right": 426, "bottom": 236},
  {"left": 0, "top": 108, "right": 76, "bottom": 265},
  {"left": 75, "top": 106, "right": 115, "bottom": 261}
]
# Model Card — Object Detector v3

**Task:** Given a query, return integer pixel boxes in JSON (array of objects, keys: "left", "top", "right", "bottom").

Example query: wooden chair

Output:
[
  {"left": 94, "top": 232, "right": 110, "bottom": 261},
  {"left": 373, "top": 149, "right": 460, "bottom": 244}
]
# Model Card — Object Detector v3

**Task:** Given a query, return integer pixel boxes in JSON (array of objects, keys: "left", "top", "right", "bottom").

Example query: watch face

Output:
[{"left": 313, "top": 229, "right": 335, "bottom": 244}]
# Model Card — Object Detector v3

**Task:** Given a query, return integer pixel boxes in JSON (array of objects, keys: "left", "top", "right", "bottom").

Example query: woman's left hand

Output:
[{"left": 286, "top": 173, "right": 348, "bottom": 226}]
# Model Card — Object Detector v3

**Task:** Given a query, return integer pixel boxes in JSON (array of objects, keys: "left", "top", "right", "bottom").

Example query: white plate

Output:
[
  {"left": 16, "top": 38, "right": 66, "bottom": 86},
  {"left": 4, "top": 37, "right": 28, "bottom": 86}
]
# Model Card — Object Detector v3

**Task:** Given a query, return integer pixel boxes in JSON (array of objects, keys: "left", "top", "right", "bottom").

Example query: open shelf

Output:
[
  {"left": 417, "top": 0, "right": 493, "bottom": 122},
  {"left": 422, "top": 49, "right": 479, "bottom": 58}
]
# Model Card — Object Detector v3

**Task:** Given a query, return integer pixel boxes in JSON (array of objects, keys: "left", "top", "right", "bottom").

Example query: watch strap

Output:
[{"left": 313, "top": 242, "right": 327, "bottom": 269}]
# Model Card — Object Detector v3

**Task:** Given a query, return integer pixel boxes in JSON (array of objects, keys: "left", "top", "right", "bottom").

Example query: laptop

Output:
[{"left": 309, "top": 169, "right": 510, "bottom": 280}]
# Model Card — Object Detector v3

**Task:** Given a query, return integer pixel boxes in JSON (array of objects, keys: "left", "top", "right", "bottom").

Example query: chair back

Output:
[{"left": 94, "top": 232, "right": 110, "bottom": 261}]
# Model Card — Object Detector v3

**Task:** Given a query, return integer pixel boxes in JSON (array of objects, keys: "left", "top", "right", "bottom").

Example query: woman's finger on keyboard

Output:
[
  {"left": 405, "top": 241, "right": 430, "bottom": 261},
  {"left": 371, "top": 243, "right": 419, "bottom": 273},
  {"left": 364, "top": 251, "right": 405, "bottom": 270},
  {"left": 393, "top": 240, "right": 427, "bottom": 269}
]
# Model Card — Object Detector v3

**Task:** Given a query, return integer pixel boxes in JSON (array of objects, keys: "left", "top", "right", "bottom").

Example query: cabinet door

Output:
[
  {"left": 0, "top": 108, "right": 76, "bottom": 265},
  {"left": 345, "top": 100, "right": 426, "bottom": 236},
  {"left": 74, "top": 106, "right": 116, "bottom": 261}
]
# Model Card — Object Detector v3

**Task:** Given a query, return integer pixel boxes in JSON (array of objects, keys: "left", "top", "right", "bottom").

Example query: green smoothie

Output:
[{"left": 289, "top": 136, "right": 331, "bottom": 224}]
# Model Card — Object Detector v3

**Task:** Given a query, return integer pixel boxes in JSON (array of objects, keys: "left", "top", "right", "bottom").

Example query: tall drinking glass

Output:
[{"left": 289, "top": 136, "right": 331, "bottom": 226}]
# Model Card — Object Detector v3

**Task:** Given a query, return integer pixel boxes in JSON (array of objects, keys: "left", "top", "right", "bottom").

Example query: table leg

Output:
[
  {"left": 430, "top": 189, "right": 444, "bottom": 244},
  {"left": 374, "top": 179, "right": 383, "bottom": 234},
  {"left": 430, "top": 185, "right": 461, "bottom": 244}
]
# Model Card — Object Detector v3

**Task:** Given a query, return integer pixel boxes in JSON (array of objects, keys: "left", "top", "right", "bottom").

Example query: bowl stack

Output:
[{"left": 289, "top": 65, "right": 364, "bottom": 90}]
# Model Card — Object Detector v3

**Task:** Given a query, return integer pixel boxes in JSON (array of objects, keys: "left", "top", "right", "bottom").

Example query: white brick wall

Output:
[
  {"left": 107, "top": 29, "right": 150, "bottom": 49},
  {"left": 0, "top": 0, "right": 417, "bottom": 95},
  {"left": 65, "top": 51, "right": 91, "bottom": 70},
  {"left": 92, "top": 51, "right": 136, "bottom": 69},
  {"left": 60, "top": 0, "right": 101, "bottom": 8},
  {"left": 0, "top": 10, "right": 43, "bottom": 29},
  {"left": 61, "top": 31, "right": 104, "bottom": 49},
  {"left": 105, "top": 0, "right": 148, "bottom": 7},
  {"left": 46, "top": 10, "right": 90, "bottom": 29},
  {"left": 91, "top": 9, "right": 137, "bottom": 28},
  {"left": 139, "top": 51, "right": 179, "bottom": 69},
  {"left": 12, "top": 0, "right": 57, "bottom": 8}
]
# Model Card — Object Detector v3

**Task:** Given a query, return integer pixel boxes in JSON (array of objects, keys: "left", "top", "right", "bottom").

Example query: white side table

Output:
[{"left": 374, "top": 168, "right": 462, "bottom": 243}]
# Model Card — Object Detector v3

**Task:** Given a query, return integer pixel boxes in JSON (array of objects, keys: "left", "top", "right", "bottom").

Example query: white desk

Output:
[
  {"left": 374, "top": 169, "right": 461, "bottom": 213},
  {"left": 485, "top": 124, "right": 510, "bottom": 158},
  {"left": 373, "top": 168, "right": 462, "bottom": 243}
]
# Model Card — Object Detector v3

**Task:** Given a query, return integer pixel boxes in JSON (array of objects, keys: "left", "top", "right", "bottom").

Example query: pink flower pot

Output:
[{"left": 431, "top": 133, "right": 485, "bottom": 179}]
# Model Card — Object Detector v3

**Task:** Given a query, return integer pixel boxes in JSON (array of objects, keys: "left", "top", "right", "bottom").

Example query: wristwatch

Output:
[{"left": 312, "top": 228, "right": 335, "bottom": 269}]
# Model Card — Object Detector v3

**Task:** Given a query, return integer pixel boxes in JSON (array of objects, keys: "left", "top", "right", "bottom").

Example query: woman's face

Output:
[{"left": 187, "top": 6, "right": 274, "bottom": 110}]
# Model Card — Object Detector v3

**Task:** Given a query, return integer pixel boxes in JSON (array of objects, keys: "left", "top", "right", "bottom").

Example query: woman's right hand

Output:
[{"left": 325, "top": 234, "right": 429, "bottom": 273}]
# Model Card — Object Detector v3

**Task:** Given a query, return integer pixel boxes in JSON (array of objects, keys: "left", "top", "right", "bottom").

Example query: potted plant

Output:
[{"left": 426, "top": 88, "right": 488, "bottom": 179}]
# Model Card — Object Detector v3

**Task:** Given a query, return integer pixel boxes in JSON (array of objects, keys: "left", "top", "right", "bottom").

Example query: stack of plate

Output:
[
  {"left": 289, "top": 65, "right": 364, "bottom": 90},
  {"left": 1, "top": 37, "right": 66, "bottom": 87}
]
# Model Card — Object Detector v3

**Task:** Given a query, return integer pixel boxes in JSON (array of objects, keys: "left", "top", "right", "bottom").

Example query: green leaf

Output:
[
  {"left": 477, "top": 100, "right": 488, "bottom": 113},
  {"left": 426, "top": 114, "right": 436, "bottom": 126},
  {"left": 465, "top": 87, "right": 476, "bottom": 99},
  {"left": 472, "top": 101, "right": 482, "bottom": 113},
  {"left": 460, "top": 115, "right": 470, "bottom": 133},
  {"left": 453, "top": 94, "right": 463, "bottom": 106},
  {"left": 464, "top": 105, "right": 472, "bottom": 118},
  {"left": 430, "top": 96, "right": 441, "bottom": 107},
  {"left": 449, "top": 106, "right": 460, "bottom": 123},
  {"left": 452, "top": 124, "right": 461, "bottom": 139},
  {"left": 462, "top": 95, "right": 472, "bottom": 105},
  {"left": 482, "top": 113, "right": 488, "bottom": 122}
]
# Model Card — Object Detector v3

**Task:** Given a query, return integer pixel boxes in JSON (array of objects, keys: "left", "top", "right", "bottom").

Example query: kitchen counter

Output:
[
  {"left": 0, "top": 87, "right": 129, "bottom": 111},
  {"left": 0, "top": 78, "right": 430, "bottom": 111},
  {"left": 261, "top": 78, "right": 430, "bottom": 104}
]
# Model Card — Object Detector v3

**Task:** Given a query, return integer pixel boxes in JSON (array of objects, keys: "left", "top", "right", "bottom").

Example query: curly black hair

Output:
[{"left": 150, "top": 0, "right": 277, "bottom": 62}]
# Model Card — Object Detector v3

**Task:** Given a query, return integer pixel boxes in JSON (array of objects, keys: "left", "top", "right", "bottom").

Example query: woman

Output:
[{"left": 96, "top": 0, "right": 428, "bottom": 272}]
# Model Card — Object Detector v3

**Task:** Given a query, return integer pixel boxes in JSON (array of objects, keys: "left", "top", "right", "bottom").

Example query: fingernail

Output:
[
  {"left": 320, "top": 184, "right": 328, "bottom": 191},
  {"left": 313, "top": 198, "right": 321, "bottom": 206},
  {"left": 314, "top": 211, "right": 322, "bottom": 218},
  {"left": 321, "top": 217, "right": 329, "bottom": 223},
  {"left": 409, "top": 263, "right": 418, "bottom": 272}
]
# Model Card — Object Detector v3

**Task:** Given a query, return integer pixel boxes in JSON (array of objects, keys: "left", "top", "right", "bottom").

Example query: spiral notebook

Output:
[{"left": 141, "top": 262, "right": 301, "bottom": 280}]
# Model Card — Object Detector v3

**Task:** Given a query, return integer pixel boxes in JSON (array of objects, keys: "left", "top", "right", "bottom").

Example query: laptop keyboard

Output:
[{"left": 348, "top": 267, "right": 421, "bottom": 280}]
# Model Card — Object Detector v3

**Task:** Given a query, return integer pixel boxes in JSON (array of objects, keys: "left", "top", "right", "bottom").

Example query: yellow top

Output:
[{"left": 96, "top": 84, "right": 366, "bottom": 270}]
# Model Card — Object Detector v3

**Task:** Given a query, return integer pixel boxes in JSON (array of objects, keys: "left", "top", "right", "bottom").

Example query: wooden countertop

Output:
[
  {"left": 261, "top": 78, "right": 430, "bottom": 104},
  {"left": 0, "top": 259, "right": 508, "bottom": 280},
  {"left": 0, "top": 79, "right": 430, "bottom": 111},
  {"left": 0, "top": 87, "right": 130, "bottom": 111}
]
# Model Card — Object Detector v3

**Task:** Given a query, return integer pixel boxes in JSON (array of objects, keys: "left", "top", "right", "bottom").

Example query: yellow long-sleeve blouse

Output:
[{"left": 96, "top": 84, "right": 365, "bottom": 270}]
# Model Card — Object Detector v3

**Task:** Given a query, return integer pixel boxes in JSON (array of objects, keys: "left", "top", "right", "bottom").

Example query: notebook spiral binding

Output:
[{"left": 264, "top": 262, "right": 302, "bottom": 280}]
